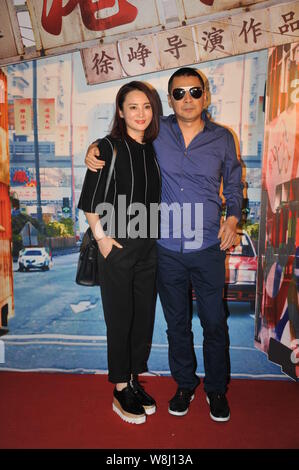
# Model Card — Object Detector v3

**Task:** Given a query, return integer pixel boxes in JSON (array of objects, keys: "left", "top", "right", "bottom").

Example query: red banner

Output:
[
  {"left": 14, "top": 98, "right": 33, "bottom": 135},
  {"left": 38, "top": 98, "right": 55, "bottom": 134}
]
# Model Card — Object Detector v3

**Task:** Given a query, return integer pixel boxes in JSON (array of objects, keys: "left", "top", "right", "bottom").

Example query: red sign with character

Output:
[{"left": 41, "top": 0, "right": 138, "bottom": 35}]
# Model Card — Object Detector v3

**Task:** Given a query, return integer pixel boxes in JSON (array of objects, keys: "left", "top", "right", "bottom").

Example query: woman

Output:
[{"left": 78, "top": 81, "right": 161, "bottom": 424}]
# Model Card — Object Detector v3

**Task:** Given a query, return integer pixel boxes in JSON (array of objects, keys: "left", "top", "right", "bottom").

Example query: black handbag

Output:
[
  {"left": 76, "top": 228, "right": 100, "bottom": 286},
  {"left": 75, "top": 141, "right": 117, "bottom": 286}
]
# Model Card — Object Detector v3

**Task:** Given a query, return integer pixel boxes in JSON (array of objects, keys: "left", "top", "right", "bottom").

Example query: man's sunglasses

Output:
[{"left": 172, "top": 86, "right": 204, "bottom": 101}]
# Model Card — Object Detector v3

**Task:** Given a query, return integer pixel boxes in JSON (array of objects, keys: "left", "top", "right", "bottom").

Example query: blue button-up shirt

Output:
[{"left": 153, "top": 115, "right": 243, "bottom": 253}]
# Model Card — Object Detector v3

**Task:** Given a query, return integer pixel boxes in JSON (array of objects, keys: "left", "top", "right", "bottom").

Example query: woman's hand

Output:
[
  {"left": 85, "top": 143, "right": 105, "bottom": 172},
  {"left": 97, "top": 236, "right": 123, "bottom": 259}
]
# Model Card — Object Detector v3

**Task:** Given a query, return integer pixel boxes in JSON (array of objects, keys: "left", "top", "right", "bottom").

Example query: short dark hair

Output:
[
  {"left": 110, "top": 81, "right": 160, "bottom": 143},
  {"left": 168, "top": 67, "right": 205, "bottom": 94}
]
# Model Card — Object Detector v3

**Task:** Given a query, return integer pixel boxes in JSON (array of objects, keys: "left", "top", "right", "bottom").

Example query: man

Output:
[{"left": 84, "top": 67, "right": 243, "bottom": 422}]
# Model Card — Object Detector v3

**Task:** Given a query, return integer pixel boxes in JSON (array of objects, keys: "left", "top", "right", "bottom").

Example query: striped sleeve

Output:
[{"left": 77, "top": 137, "right": 114, "bottom": 213}]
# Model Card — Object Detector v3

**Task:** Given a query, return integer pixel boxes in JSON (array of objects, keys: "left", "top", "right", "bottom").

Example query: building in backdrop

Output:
[{"left": 7, "top": 59, "right": 73, "bottom": 222}]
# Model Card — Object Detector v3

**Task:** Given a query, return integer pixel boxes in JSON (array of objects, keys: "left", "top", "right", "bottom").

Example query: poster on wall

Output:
[{"left": 255, "top": 41, "right": 299, "bottom": 380}]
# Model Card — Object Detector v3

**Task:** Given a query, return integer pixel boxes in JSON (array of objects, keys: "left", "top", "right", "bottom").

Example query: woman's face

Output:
[{"left": 119, "top": 89, "right": 153, "bottom": 142}]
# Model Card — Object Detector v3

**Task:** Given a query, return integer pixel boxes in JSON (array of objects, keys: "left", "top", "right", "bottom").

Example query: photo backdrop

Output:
[{"left": 0, "top": 47, "right": 289, "bottom": 379}]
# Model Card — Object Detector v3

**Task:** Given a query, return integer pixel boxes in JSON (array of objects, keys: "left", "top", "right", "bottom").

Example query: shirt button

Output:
[
  {"left": 184, "top": 151, "right": 187, "bottom": 156},
  {"left": 181, "top": 188, "right": 184, "bottom": 191}
]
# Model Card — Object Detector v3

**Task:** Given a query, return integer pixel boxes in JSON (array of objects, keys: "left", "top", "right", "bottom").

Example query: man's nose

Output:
[{"left": 183, "top": 90, "right": 192, "bottom": 102}]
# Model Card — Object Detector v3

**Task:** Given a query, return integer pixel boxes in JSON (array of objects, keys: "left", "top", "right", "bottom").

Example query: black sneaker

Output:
[
  {"left": 113, "top": 385, "right": 146, "bottom": 424},
  {"left": 168, "top": 387, "right": 195, "bottom": 416},
  {"left": 206, "top": 392, "right": 230, "bottom": 422},
  {"left": 130, "top": 378, "right": 156, "bottom": 415}
]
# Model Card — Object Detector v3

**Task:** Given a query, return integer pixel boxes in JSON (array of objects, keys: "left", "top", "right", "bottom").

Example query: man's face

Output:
[{"left": 168, "top": 75, "right": 205, "bottom": 124}]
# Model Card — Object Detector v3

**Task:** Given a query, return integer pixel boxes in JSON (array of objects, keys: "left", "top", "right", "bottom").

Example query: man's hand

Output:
[
  {"left": 218, "top": 216, "right": 239, "bottom": 251},
  {"left": 97, "top": 236, "right": 122, "bottom": 259},
  {"left": 85, "top": 143, "right": 105, "bottom": 172}
]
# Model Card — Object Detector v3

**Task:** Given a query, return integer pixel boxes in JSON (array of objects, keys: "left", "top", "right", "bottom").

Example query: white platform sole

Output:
[
  {"left": 112, "top": 399, "right": 146, "bottom": 424},
  {"left": 143, "top": 404, "right": 156, "bottom": 415}
]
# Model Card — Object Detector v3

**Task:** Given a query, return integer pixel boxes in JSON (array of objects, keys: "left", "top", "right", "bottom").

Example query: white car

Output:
[{"left": 18, "top": 247, "right": 53, "bottom": 272}]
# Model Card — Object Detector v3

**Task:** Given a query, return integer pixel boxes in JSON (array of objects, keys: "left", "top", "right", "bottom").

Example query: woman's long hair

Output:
[{"left": 109, "top": 81, "right": 160, "bottom": 143}]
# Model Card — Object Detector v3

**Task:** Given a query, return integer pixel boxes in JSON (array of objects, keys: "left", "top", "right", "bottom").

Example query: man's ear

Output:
[{"left": 167, "top": 94, "right": 173, "bottom": 109}]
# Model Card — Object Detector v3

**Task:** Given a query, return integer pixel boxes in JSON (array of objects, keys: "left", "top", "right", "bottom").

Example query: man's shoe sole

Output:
[
  {"left": 168, "top": 394, "right": 194, "bottom": 416},
  {"left": 112, "top": 398, "right": 146, "bottom": 424},
  {"left": 206, "top": 396, "right": 230, "bottom": 422}
]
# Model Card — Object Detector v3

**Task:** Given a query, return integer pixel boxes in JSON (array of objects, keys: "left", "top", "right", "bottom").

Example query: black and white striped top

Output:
[{"left": 78, "top": 135, "right": 161, "bottom": 239}]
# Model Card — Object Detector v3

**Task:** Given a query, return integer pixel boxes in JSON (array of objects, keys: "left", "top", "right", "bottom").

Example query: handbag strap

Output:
[{"left": 103, "top": 139, "right": 117, "bottom": 202}]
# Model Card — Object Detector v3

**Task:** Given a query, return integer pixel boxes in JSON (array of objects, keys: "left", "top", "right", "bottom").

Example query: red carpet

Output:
[{"left": 0, "top": 372, "right": 298, "bottom": 449}]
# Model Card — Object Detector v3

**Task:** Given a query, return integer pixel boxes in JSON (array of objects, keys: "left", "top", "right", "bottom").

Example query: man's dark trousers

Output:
[{"left": 157, "top": 242, "right": 230, "bottom": 394}]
